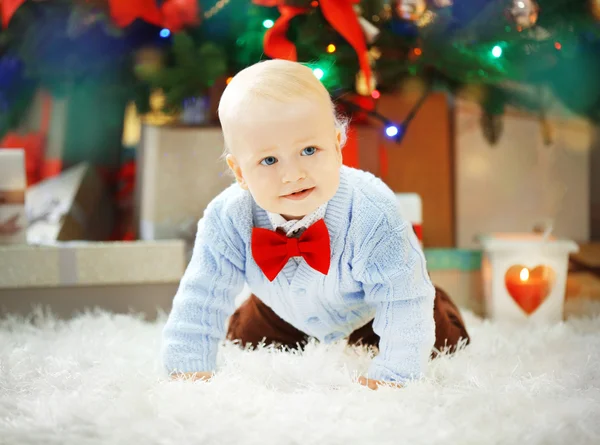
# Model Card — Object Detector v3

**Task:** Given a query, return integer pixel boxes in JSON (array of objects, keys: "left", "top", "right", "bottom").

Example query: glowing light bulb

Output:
[
  {"left": 160, "top": 29, "right": 171, "bottom": 38},
  {"left": 520, "top": 268, "right": 529, "bottom": 282},
  {"left": 492, "top": 45, "right": 502, "bottom": 58},
  {"left": 263, "top": 19, "right": 274, "bottom": 29},
  {"left": 386, "top": 125, "right": 399, "bottom": 138},
  {"left": 313, "top": 68, "right": 324, "bottom": 80}
]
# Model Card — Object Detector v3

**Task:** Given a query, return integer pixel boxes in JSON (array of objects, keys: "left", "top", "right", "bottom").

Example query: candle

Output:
[{"left": 504, "top": 265, "right": 555, "bottom": 315}]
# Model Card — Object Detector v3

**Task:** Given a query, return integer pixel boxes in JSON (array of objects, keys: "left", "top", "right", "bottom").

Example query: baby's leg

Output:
[
  {"left": 430, "top": 286, "right": 470, "bottom": 355},
  {"left": 227, "top": 294, "right": 309, "bottom": 349},
  {"left": 347, "top": 287, "right": 470, "bottom": 356}
]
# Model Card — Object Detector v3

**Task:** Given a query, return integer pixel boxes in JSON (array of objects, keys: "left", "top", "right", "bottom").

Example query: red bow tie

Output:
[{"left": 251, "top": 219, "right": 331, "bottom": 282}]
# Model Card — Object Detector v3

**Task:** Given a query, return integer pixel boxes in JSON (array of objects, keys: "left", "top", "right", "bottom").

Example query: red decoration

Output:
[
  {"left": 3, "top": 0, "right": 200, "bottom": 41},
  {"left": 108, "top": 0, "right": 200, "bottom": 30},
  {"left": 251, "top": 219, "right": 331, "bottom": 281},
  {"left": 342, "top": 125, "right": 360, "bottom": 169},
  {"left": 161, "top": 0, "right": 200, "bottom": 32},
  {"left": 108, "top": 0, "right": 162, "bottom": 28},
  {"left": 339, "top": 94, "right": 388, "bottom": 179},
  {"left": 107, "top": 160, "right": 137, "bottom": 241},
  {"left": 0, "top": 91, "right": 62, "bottom": 185},
  {"left": 1, "top": 133, "right": 45, "bottom": 186},
  {"left": 252, "top": 0, "right": 372, "bottom": 89},
  {"left": 504, "top": 265, "right": 555, "bottom": 315},
  {"left": 1, "top": 0, "right": 26, "bottom": 28}
]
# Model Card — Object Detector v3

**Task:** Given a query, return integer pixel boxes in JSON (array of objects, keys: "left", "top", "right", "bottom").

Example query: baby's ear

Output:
[
  {"left": 335, "top": 130, "right": 343, "bottom": 165},
  {"left": 226, "top": 154, "right": 248, "bottom": 189}
]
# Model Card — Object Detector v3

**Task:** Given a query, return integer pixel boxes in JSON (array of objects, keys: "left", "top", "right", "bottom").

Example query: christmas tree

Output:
[{"left": 2, "top": 0, "right": 600, "bottom": 142}]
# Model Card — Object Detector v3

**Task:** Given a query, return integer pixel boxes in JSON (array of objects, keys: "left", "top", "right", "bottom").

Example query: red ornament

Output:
[
  {"left": 161, "top": 0, "right": 200, "bottom": 32},
  {"left": 108, "top": 0, "right": 162, "bottom": 28},
  {"left": 1, "top": 0, "right": 27, "bottom": 28}
]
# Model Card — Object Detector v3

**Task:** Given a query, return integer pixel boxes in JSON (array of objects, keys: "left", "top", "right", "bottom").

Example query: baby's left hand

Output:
[{"left": 358, "top": 376, "right": 403, "bottom": 390}]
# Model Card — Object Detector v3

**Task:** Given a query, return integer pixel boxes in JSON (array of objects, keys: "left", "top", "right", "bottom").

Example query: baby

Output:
[{"left": 162, "top": 59, "right": 469, "bottom": 389}]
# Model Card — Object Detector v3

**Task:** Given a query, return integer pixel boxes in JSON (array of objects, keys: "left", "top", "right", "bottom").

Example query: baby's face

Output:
[{"left": 226, "top": 99, "right": 342, "bottom": 219}]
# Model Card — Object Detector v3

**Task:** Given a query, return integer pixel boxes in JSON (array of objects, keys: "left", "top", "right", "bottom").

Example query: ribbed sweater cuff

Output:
[
  {"left": 367, "top": 363, "right": 413, "bottom": 385},
  {"left": 163, "top": 340, "right": 219, "bottom": 375}
]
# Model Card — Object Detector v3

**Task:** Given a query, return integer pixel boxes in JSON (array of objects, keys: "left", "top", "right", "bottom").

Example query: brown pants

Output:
[{"left": 227, "top": 287, "right": 470, "bottom": 355}]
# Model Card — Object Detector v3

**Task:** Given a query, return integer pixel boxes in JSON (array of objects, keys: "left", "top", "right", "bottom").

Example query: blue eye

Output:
[
  {"left": 302, "top": 147, "right": 317, "bottom": 156},
  {"left": 260, "top": 156, "right": 278, "bottom": 166}
]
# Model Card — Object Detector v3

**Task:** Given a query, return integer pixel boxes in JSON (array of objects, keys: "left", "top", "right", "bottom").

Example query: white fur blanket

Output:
[{"left": 1, "top": 299, "right": 599, "bottom": 445}]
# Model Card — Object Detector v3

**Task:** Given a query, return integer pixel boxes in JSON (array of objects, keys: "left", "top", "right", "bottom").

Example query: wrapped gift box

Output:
[
  {"left": 0, "top": 240, "right": 185, "bottom": 320},
  {"left": 0, "top": 149, "right": 27, "bottom": 245},
  {"left": 26, "top": 163, "right": 114, "bottom": 244},
  {"left": 136, "top": 124, "right": 234, "bottom": 245}
]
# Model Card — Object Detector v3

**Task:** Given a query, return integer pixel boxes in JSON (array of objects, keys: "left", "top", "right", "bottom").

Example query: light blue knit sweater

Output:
[{"left": 162, "top": 166, "right": 436, "bottom": 383}]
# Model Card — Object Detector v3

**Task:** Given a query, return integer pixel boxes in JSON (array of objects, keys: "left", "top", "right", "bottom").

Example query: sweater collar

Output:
[{"left": 252, "top": 166, "right": 352, "bottom": 246}]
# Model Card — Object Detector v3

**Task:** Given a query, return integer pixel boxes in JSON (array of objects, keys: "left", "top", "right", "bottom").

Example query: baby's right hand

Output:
[{"left": 170, "top": 371, "right": 214, "bottom": 382}]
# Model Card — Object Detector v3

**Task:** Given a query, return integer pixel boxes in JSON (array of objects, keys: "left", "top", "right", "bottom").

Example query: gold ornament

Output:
[
  {"left": 203, "top": 0, "right": 231, "bottom": 19},
  {"left": 591, "top": 0, "right": 600, "bottom": 20},
  {"left": 122, "top": 102, "right": 142, "bottom": 147},
  {"left": 369, "top": 47, "right": 382, "bottom": 61},
  {"left": 355, "top": 70, "right": 377, "bottom": 96},
  {"left": 416, "top": 10, "right": 435, "bottom": 27},
  {"left": 507, "top": 0, "right": 539, "bottom": 29},
  {"left": 143, "top": 90, "right": 180, "bottom": 126},
  {"left": 394, "top": 0, "right": 427, "bottom": 22}
]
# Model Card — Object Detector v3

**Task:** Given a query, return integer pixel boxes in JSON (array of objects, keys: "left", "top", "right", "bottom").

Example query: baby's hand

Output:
[
  {"left": 358, "top": 376, "right": 403, "bottom": 390},
  {"left": 170, "top": 371, "right": 213, "bottom": 382}
]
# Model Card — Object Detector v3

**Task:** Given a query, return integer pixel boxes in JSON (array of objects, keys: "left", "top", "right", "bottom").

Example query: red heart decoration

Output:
[{"left": 504, "top": 265, "right": 556, "bottom": 315}]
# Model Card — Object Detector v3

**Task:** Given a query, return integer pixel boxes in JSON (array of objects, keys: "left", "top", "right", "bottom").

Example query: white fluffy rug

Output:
[{"left": 2, "top": 300, "right": 600, "bottom": 445}]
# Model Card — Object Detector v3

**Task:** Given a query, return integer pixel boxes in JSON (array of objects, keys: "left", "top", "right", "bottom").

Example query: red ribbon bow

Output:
[
  {"left": 2, "top": 0, "right": 199, "bottom": 32},
  {"left": 251, "top": 219, "right": 331, "bottom": 282},
  {"left": 252, "top": 0, "right": 372, "bottom": 90}
]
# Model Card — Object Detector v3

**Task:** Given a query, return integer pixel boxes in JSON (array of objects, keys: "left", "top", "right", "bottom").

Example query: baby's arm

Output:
[
  {"left": 353, "top": 219, "right": 435, "bottom": 385},
  {"left": 161, "top": 210, "right": 245, "bottom": 379}
]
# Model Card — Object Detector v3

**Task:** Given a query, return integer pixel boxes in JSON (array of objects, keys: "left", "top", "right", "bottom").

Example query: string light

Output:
[
  {"left": 335, "top": 85, "right": 430, "bottom": 145},
  {"left": 311, "top": 0, "right": 319, "bottom": 6},
  {"left": 327, "top": 44, "right": 336, "bottom": 53},
  {"left": 262, "top": 19, "right": 274, "bottom": 29},
  {"left": 313, "top": 68, "right": 325, "bottom": 80},
  {"left": 226, "top": 76, "right": 233, "bottom": 84},
  {"left": 385, "top": 125, "right": 399, "bottom": 138},
  {"left": 159, "top": 29, "right": 171, "bottom": 38},
  {"left": 554, "top": 42, "right": 562, "bottom": 50},
  {"left": 491, "top": 45, "right": 503, "bottom": 57},
  {"left": 413, "top": 48, "right": 422, "bottom": 56},
  {"left": 371, "top": 90, "right": 381, "bottom": 99}
]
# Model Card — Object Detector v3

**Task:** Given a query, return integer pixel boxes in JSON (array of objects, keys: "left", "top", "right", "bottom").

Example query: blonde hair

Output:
[{"left": 218, "top": 59, "right": 348, "bottom": 153}]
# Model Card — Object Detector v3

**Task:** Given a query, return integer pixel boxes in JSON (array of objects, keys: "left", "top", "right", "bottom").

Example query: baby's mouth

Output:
[{"left": 282, "top": 187, "right": 315, "bottom": 200}]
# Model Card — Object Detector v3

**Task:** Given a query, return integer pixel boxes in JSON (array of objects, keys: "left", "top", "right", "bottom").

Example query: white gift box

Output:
[
  {"left": 480, "top": 233, "right": 579, "bottom": 323},
  {"left": 136, "top": 124, "right": 234, "bottom": 244},
  {"left": 0, "top": 240, "right": 185, "bottom": 320}
]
